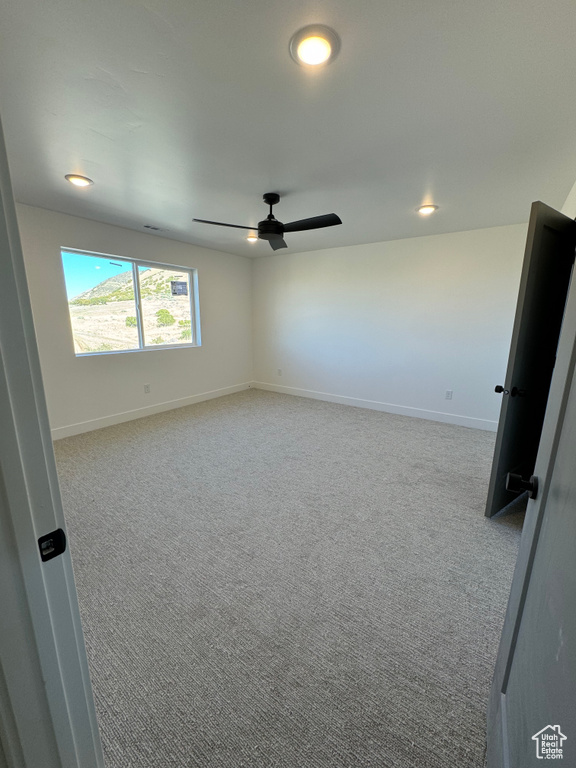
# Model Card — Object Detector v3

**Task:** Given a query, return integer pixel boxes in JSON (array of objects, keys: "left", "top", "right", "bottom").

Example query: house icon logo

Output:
[{"left": 532, "top": 725, "right": 567, "bottom": 759}]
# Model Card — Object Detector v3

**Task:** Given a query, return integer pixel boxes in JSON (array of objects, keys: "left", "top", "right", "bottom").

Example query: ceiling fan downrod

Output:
[{"left": 263, "top": 192, "right": 280, "bottom": 219}]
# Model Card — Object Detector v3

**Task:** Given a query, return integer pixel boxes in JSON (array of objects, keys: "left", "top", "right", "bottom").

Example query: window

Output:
[{"left": 61, "top": 249, "right": 200, "bottom": 355}]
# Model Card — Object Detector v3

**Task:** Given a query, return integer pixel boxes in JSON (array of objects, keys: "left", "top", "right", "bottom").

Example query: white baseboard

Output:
[
  {"left": 252, "top": 381, "right": 498, "bottom": 431},
  {"left": 52, "top": 380, "right": 498, "bottom": 438},
  {"left": 51, "top": 383, "right": 253, "bottom": 440}
]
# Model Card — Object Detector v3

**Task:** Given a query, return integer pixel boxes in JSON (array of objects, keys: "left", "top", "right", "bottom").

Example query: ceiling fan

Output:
[{"left": 193, "top": 193, "right": 342, "bottom": 250}]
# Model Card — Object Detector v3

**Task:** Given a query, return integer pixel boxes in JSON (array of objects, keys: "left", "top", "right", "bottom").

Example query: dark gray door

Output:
[
  {"left": 487, "top": 261, "right": 576, "bottom": 767},
  {"left": 485, "top": 202, "right": 575, "bottom": 518}
]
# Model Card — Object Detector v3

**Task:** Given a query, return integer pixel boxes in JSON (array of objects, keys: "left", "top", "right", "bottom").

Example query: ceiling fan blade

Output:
[
  {"left": 269, "top": 238, "right": 288, "bottom": 251},
  {"left": 283, "top": 213, "right": 342, "bottom": 233},
  {"left": 193, "top": 218, "right": 253, "bottom": 231}
]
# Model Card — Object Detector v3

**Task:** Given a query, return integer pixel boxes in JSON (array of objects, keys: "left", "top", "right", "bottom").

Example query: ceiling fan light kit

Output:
[
  {"left": 417, "top": 204, "right": 439, "bottom": 216},
  {"left": 289, "top": 25, "right": 341, "bottom": 67},
  {"left": 193, "top": 192, "right": 342, "bottom": 251}
]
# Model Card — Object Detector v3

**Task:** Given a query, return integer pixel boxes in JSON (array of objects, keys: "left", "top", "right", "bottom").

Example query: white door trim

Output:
[{"left": 0, "top": 116, "right": 103, "bottom": 767}]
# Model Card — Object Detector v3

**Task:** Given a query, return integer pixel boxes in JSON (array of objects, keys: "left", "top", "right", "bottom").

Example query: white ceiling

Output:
[{"left": 1, "top": 0, "right": 576, "bottom": 258}]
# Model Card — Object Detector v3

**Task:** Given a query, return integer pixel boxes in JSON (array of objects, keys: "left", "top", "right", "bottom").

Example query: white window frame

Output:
[{"left": 61, "top": 248, "right": 202, "bottom": 356}]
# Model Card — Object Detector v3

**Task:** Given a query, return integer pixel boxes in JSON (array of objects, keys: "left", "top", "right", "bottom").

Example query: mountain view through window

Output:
[{"left": 61, "top": 251, "right": 197, "bottom": 355}]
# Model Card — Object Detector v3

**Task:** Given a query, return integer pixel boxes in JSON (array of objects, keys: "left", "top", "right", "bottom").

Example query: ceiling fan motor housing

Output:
[{"left": 258, "top": 218, "right": 284, "bottom": 240}]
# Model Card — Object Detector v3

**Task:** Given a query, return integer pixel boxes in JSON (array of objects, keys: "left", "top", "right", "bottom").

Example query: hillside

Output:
[
  {"left": 70, "top": 270, "right": 133, "bottom": 303},
  {"left": 70, "top": 267, "right": 187, "bottom": 305},
  {"left": 67, "top": 266, "right": 193, "bottom": 353}
]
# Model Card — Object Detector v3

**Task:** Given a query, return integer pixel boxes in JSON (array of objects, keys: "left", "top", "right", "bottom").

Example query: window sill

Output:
[{"left": 74, "top": 343, "right": 201, "bottom": 357}]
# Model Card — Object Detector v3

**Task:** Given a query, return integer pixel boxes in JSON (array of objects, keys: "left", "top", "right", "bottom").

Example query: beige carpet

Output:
[{"left": 54, "top": 389, "right": 523, "bottom": 767}]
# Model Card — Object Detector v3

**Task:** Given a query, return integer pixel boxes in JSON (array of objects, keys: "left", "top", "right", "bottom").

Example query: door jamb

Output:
[
  {"left": 0, "top": 116, "right": 103, "bottom": 767},
  {"left": 487, "top": 236, "right": 576, "bottom": 766}
]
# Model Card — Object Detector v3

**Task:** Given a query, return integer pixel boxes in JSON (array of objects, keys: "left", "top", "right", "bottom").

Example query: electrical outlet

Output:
[
  {"left": 445, "top": 390, "right": 453, "bottom": 400},
  {"left": 144, "top": 384, "right": 151, "bottom": 394},
  {"left": 277, "top": 369, "right": 282, "bottom": 376}
]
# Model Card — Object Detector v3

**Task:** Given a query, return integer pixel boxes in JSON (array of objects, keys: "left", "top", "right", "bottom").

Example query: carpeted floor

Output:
[{"left": 54, "top": 389, "right": 523, "bottom": 768}]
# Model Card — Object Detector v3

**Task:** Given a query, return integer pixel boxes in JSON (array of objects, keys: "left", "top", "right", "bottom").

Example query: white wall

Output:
[
  {"left": 252, "top": 224, "right": 528, "bottom": 430},
  {"left": 16, "top": 203, "right": 528, "bottom": 436},
  {"left": 561, "top": 178, "right": 576, "bottom": 218},
  {"left": 16, "top": 205, "right": 253, "bottom": 438}
]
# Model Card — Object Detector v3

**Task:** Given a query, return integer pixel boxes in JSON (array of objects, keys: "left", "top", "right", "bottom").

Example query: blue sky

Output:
[{"left": 61, "top": 251, "right": 132, "bottom": 299}]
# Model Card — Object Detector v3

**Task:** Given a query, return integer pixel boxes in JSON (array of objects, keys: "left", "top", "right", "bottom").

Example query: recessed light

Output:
[
  {"left": 297, "top": 37, "right": 331, "bottom": 65},
  {"left": 417, "top": 204, "right": 439, "bottom": 216},
  {"left": 289, "top": 25, "right": 341, "bottom": 67},
  {"left": 246, "top": 234, "right": 258, "bottom": 243},
  {"left": 65, "top": 174, "right": 94, "bottom": 187}
]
